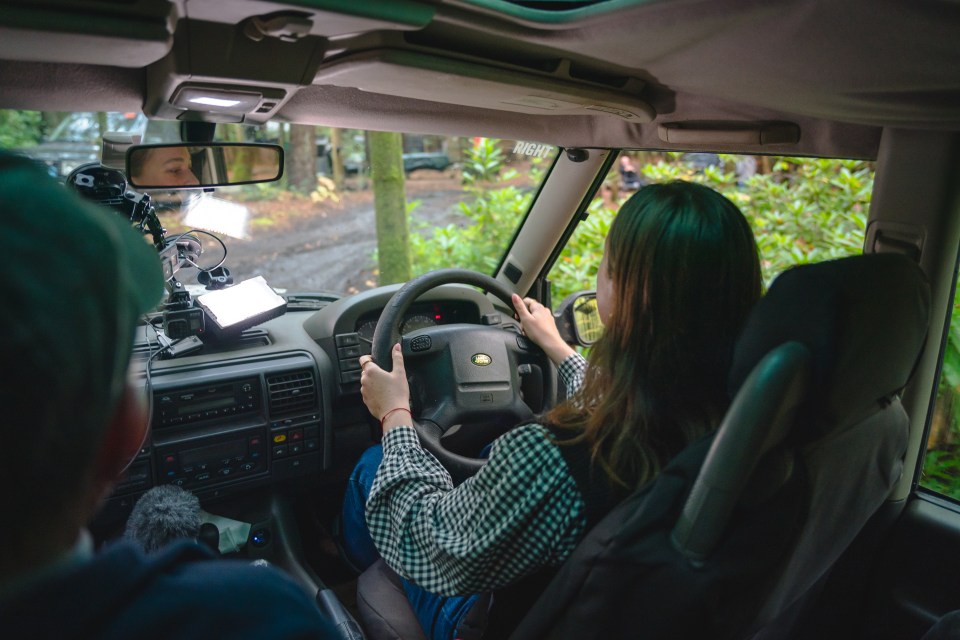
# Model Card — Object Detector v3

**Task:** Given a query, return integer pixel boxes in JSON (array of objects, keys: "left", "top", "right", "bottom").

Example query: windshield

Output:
[
  {"left": 3, "top": 111, "right": 558, "bottom": 296},
  {"left": 47, "top": 111, "right": 146, "bottom": 142}
]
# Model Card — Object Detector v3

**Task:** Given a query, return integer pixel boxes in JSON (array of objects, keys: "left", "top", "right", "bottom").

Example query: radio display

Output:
[
  {"left": 154, "top": 377, "right": 260, "bottom": 427},
  {"left": 178, "top": 395, "right": 235, "bottom": 415}
]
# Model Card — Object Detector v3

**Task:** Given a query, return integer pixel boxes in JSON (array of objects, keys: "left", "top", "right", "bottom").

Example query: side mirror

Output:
[
  {"left": 554, "top": 291, "right": 603, "bottom": 346},
  {"left": 126, "top": 142, "right": 283, "bottom": 189}
]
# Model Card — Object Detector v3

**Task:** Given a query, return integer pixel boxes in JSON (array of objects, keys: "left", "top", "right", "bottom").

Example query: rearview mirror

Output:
[
  {"left": 126, "top": 142, "right": 283, "bottom": 189},
  {"left": 554, "top": 291, "right": 603, "bottom": 346}
]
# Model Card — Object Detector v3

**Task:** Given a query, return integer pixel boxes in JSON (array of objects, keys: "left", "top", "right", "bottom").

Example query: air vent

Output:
[{"left": 267, "top": 369, "right": 317, "bottom": 416}]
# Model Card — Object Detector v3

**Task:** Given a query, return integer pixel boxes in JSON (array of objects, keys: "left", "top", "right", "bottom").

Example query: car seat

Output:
[{"left": 356, "top": 253, "right": 931, "bottom": 640}]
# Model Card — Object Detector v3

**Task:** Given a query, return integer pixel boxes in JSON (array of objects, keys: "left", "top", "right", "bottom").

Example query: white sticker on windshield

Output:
[{"left": 511, "top": 141, "right": 553, "bottom": 159}]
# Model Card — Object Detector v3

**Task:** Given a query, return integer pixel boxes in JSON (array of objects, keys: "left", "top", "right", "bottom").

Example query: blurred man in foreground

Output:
[{"left": 0, "top": 150, "right": 336, "bottom": 639}]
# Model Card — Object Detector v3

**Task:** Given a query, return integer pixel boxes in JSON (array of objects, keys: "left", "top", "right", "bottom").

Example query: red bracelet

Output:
[{"left": 380, "top": 407, "right": 412, "bottom": 429}]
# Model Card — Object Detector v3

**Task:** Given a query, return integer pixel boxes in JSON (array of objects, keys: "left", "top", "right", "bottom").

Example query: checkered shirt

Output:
[{"left": 366, "top": 353, "right": 588, "bottom": 596}]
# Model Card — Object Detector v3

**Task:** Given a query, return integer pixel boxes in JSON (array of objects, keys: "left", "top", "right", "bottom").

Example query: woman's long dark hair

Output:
[{"left": 548, "top": 181, "right": 762, "bottom": 492}]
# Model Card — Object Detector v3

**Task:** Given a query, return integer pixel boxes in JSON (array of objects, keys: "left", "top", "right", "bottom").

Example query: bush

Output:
[
  {"left": 548, "top": 155, "right": 873, "bottom": 303},
  {"left": 410, "top": 138, "right": 548, "bottom": 275},
  {"left": 0, "top": 109, "right": 43, "bottom": 148},
  {"left": 410, "top": 184, "right": 532, "bottom": 275},
  {"left": 461, "top": 138, "right": 515, "bottom": 185}
]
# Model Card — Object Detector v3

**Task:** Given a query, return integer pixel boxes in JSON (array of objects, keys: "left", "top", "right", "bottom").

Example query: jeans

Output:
[{"left": 340, "top": 444, "right": 481, "bottom": 640}]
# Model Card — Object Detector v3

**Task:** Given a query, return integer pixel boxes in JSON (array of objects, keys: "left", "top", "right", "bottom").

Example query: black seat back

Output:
[{"left": 510, "top": 253, "right": 930, "bottom": 640}]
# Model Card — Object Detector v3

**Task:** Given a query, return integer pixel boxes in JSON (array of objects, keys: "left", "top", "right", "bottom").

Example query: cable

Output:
[
  {"left": 120, "top": 320, "right": 171, "bottom": 475},
  {"left": 164, "top": 228, "right": 228, "bottom": 273},
  {"left": 143, "top": 319, "right": 173, "bottom": 437}
]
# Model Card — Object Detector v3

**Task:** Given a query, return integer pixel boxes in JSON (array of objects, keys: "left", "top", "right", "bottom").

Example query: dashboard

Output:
[
  {"left": 98, "top": 283, "right": 502, "bottom": 529},
  {"left": 353, "top": 300, "right": 480, "bottom": 344}
]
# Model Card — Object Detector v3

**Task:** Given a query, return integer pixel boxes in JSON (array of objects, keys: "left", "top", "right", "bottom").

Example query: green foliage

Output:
[
  {"left": 634, "top": 155, "right": 871, "bottom": 288},
  {"left": 549, "top": 196, "right": 615, "bottom": 297},
  {"left": 409, "top": 138, "right": 542, "bottom": 275},
  {"left": 229, "top": 181, "right": 292, "bottom": 202},
  {"left": 924, "top": 285, "right": 960, "bottom": 500},
  {"left": 548, "top": 155, "right": 873, "bottom": 305},
  {"left": 461, "top": 138, "right": 506, "bottom": 185},
  {"left": 922, "top": 447, "right": 960, "bottom": 500},
  {"left": 410, "top": 184, "right": 531, "bottom": 275},
  {"left": 0, "top": 110, "right": 44, "bottom": 148}
]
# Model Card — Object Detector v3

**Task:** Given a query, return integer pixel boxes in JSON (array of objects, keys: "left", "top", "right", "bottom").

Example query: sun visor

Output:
[
  {"left": 0, "top": 0, "right": 174, "bottom": 68},
  {"left": 312, "top": 49, "right": 655, "bottom": 123}
]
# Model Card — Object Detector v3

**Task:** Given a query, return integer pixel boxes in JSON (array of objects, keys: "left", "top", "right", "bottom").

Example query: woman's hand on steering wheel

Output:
[
  {"left": 359, "top": 344, "right": 411, "bottom": 434},
  {"left": 511, "top": 293, "right": 577, "bottom": 366}
]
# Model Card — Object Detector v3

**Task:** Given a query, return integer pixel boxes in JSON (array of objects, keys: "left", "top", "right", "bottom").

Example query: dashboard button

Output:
[
  {"left": 335, "top": 333, "right": 360, "bottom": 347},
  {"left": 410, "top": 335, "right": 432, "bottom": 352},
  {"left": 338, "top": 345, "right": 361, "bottom": 359}
]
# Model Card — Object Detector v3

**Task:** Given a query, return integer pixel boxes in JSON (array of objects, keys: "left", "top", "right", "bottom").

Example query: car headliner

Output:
[{"left": 0, "top": 0, "right": 958, "bottom": 159}]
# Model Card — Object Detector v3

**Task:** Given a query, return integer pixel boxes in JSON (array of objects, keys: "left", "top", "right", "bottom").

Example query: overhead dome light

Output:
[
  {"left": 170, "top": 84, "right": 266, "bottom": 113},
  {"left": 189, "top": 96, "right": 243, "bottom": 108}
]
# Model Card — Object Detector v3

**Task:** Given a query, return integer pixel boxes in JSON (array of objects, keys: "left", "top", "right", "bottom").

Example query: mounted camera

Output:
[
  {"left": 67, "top": 140, "right": 287, "bottom": 348},
  {"left": 66, "top": 161, "right": 206, "bottom": 340}
]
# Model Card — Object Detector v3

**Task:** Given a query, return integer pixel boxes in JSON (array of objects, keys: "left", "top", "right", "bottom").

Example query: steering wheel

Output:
[{"left": 371, "top": 269, "right": 557, "bottom": 484}]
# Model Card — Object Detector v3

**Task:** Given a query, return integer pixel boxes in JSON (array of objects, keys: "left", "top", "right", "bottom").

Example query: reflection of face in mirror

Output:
[
  {"left": 573, "top": 295, "right": 604, "bottom": 344},
  {"left": 130, "top": 147, "right": 200, "bottom": 187}
]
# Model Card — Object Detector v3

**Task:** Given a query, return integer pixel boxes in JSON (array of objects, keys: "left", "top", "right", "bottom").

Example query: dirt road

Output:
[{"left": 198, "top": 175, "right": 470, "bottom": 296}]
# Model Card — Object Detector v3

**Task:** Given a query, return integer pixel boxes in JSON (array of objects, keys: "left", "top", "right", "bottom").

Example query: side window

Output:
[
  {"left": 922, "top": 276, "right": 960, "bottom": 500},
  {"left": 548, "top": 152, "right": 873, "bottom": 303}
]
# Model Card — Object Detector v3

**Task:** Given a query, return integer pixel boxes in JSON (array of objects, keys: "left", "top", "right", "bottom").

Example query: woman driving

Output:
[{"left": 340, "top": 180, "right": 764, "bottom": 640}]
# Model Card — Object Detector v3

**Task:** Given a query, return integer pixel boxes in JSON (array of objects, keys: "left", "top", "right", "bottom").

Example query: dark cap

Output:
[{"left": 0, "top": 150, "right": 164, "bottom": 441}]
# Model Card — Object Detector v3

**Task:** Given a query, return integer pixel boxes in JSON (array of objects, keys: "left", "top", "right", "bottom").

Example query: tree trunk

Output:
[
  {"left": 369, "top": 130, "right": 410, "bottom": 284},
  {"left": 96, "top": 112, "right": 108, "bottom": 142},
  {"left": 220, "top": 124, "right": 253, "bottom": 181},
  {"left": 289, "top": 123, "right": 317, "bottom": 193},
  {"left": 330, "top": 127, "right": 345, "bottom": 190}
]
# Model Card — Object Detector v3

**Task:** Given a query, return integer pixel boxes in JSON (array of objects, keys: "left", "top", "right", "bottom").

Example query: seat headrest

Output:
[{"left": 728, "top": 253, "right": 930, "bottom": 438}]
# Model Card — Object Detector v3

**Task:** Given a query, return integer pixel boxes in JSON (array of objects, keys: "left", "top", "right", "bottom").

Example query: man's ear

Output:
[{"left": 93, "top": 383, "right": 149, "bottom": 485}]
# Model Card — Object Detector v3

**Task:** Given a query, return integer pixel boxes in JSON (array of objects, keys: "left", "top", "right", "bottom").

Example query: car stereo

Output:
[
  {"left": 153, "top": 377, "right": 260, "bottom": 428},
  {"left": 108, "top": 353, "right": 326, "bottom": 514}
]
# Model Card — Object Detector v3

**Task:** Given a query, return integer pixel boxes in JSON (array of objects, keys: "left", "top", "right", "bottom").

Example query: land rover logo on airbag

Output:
[{"left": 471, "top": 353, "right": 492, "bottom": 366}]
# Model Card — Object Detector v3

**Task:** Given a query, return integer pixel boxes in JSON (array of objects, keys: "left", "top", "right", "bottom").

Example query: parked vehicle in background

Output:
[
  {"left": 340, "top": 150, "right": 452, "bottom": 175},
  {"left": 401, "top": 151, "right": 452, "bottom": 173},
  {"left": 16, "top": 111, "right": 146, "bottom": 178}
]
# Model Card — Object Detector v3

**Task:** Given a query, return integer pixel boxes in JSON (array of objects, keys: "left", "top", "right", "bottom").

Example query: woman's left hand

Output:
[{"left": 359, "top": 344, "right": 411, "bottom": 433}]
